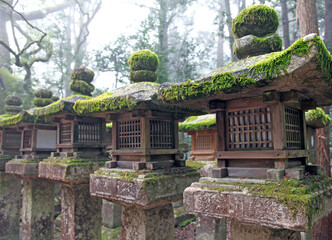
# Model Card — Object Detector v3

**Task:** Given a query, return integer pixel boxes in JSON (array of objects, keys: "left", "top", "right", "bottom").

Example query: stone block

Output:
[
  {"left": 90, "top": 167, "right": 200, "bottom": 209},
  {"left": 105, "top": 161, "right": 117, "bottom": 169},
  {"left": 285, "top": 166, "right": 305, "bottom": 180},
  {"left": 6, "top": 159, "right": 39, "bottom": 178},
  {"left": 38, "top": 157, "right": 108, "bottom": 184},
  {"left": 196, "top": 215, "right": 226, "bottom": 240},
  {"left": 209, "top": 168, "right": 228, "bottom": 178},
  {"left": 102, "top": 200, "right": 122, "bottom": 229},
  {"left": 305, "top": 164, "right": 322, "bottom": 175},
  {"left": 267, "top": 168, "right": 285, "bottom": 180}
]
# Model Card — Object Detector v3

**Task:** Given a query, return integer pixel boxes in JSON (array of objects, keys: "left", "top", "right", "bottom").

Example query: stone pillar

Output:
[
  {"left": 0, "top": 172, "right": 21, "bottom": 240},
  {"left": 122, "top": 204, "right": 174, "bottom": 240},
  {"left": 102, "top": 200, "right": 122, "bottom": 229},
  {"left": 230, "top": 221, "right": 301, "bottom": 240},
  {"left": 61, "top": 183, "right": 102, "bottom": 240},
  {"left": 196, "top": 215, "right": 226, "bottom": 240},
  {"left": 21, "top": 179, "right": 54, "bottom": 240}
]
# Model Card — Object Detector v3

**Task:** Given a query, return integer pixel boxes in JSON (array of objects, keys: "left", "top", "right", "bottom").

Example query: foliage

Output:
[
  {"left": 232, "top": 4, "right": 279, "bottom": 38},
  {"left": 177, "top": 216, "right": 196, "bottom": 228},
  {"left": 307, "top": 108, "right": 332, "bottom": 125}
]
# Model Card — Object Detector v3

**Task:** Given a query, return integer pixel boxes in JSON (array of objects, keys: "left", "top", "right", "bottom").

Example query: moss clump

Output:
[
  {"left": 129, "top": 70, "right": 157, "bottom": 82},
  {"left": 0, "top": 111, "right": 46, "bottom": 127},
  {"left": 233, "top": 34, "right": 282, "bottom": 59},
  {"left": 51, "top": 96, "right": 60, "bottom": 102},
  {"left": 4, "top": 106, "right": 22, "bottom": 114},
  {"left": 33, "top": 98, "right": 53, "bottom": 107},
  {"left": 70, "top": 80, "right": 95, "bottom": 96},
  {"left": 34, "top": 88, "right": 52, "bottom": 98},
  {"left": 185, "top": 160, "right": 207, "bottom": 170},
  {"left": 128, "top": 50, "right": 159, "bottom": 83},
  {"left": 232, "top": 4, "right": 279, "bottom": 38},
  {"left": 106, "top": 122, "right": 113, "bottom": 130},
  {"left": 70, "top": 66, "right": 95, "bottom": 83},
  {"left": 307, "top": 108, "right": 331, "bottom": 125},
  {"left": 177, "top": 216, "right": 196, "bottom": 228},
  {"left": 161, "top": 72, "right": 256, "bottom": 103},
  {"left": 5, "top": 94, "right": 22, "bottom": 106},
  {"left": 128, "top": 50, "right": 159, "bottom": 71},
  {"left": 179, "top": 114, "right": 216, "bottom": 131},
  {"left": 0, "top": 114, "right": 13, "bottom": 119}
]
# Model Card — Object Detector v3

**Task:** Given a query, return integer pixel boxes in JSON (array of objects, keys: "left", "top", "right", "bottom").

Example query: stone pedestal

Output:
[
  {"left": 22, "top": 179, "right": 54, "bottom": 240},
  {"left": 61, "top": 184, "right": 102, "bottom": 240},
  {"left": 196, "top": 214, "right": 226, "bottom": 240},
  {"left": 184, "top": 177, "right": 332, "bottom": 239},
  {"left": 122, "top": 204, "right": 174, "bottom": 240},
  {"left": 90, "top": 167, "right": 199, "bottom": 240},
  {"left": 0, "top": 171, "right": 21, "bottom": 240},
  {"left": 102, "top": 200, "right": 122, "bottom": 229}
]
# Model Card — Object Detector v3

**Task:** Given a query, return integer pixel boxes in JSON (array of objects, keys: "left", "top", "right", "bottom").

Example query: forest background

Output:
[{"left": 0, "top": 0, "right": 331, "bottom": 169}]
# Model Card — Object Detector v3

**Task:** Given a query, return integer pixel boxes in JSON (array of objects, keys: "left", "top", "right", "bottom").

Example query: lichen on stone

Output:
[{"left": 232, "top": 4, "right": 279, "bottom": 38}]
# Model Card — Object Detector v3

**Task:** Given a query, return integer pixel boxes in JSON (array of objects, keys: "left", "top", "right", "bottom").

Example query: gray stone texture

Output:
[
  {"left": 61, "top": 183, "right": 102, "bottom": 240},
  {"left": 0, "top": 172, "right": 21, "bottom": 240},
  {"left": 21, "top": 179, "right": 54, "bottom": 240},
  {"left": 122, "top": 204, "right": 174, "bottom": 240},
  {"left": 196, "top": 214, "right": 226, "bottom": 240},
  {"left": 102, "top": 200, "right": 122, "bottom": 229}
]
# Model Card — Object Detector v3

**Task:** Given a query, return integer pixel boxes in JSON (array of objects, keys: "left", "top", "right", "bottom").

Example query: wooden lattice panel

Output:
[
  {"left": 4, "top": 131, "right": 21, "bottom": 148},
  {"left": 150, "top": 120, "right": 173, "bottom": 149},
  {"left": 195, "top": 135, "right": 211, "bottom": 150},
  {"left": 226, "top": 107, "right": 272, "bottom": 150},
  {"left": 284, "top": 107, "right": 302, "bottom": 149},
  {"left": 23, "top": 130, "right": 32, "bottom": 149},
  {"left": 77, "top": 121, "right": 102, "bottom": 143},
  {"left": 60, "top": 123, "right": 72, "bottom": 144},
  {"left": 118, "top": 120, "right": 141, "bottom": 148}
]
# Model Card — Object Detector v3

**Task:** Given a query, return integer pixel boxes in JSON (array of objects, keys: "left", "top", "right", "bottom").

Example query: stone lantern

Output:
[
  {"left": 74, "top": 50, "right": 200, "bottom": 239},
  {"left": 159, "top": 5, "right": 332, "bottom": 239},
  {"left": 29, "top": 67, "right": 108, "bottom": 240}
]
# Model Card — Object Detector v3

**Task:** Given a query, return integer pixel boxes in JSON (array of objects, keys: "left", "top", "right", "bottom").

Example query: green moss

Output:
[
  {"left": 40, "top": 157, "right": 108, "bottom": 167},
  {"left": 128, "top": 49, "right": 159, "bottom": 71},
  {"left": 31, "top": 94, "right": 91, "bottom": 117},
  {"left": 0, "top": 114, "right": 13, "bottom": 119},
  {"left": 106, "top": 122, "right": 113, "bottom": 130},
  {"left": 74, "top": 95, "right": 136, "bottom": 115},
  {"left": 179, "top": 115, "right": 216, "bottom": 131},
  {"left": 161, "top": 72, "right": 255, "bottom": 103},
  {"left": 70, "top": 66, "right": 95, "bottom": 83},
  {"left": 102, "top": 226, "right": 121, "bottom": 240},
  {"left": 4, "top": 105, "right": 22, "bottom": 114},
  {"left": 51, "top": 96, "right": 59, "bottom": 102},
  {"left": 0, "top": 111, "right": 49, "bottom": 127},
  {"left": 34, "top": 88, "right": 52, "bottom": 98},
  {"left": 33, "top": 98, "right": 54, "bottom": 107},
  {"left": 185, "top": 160, "right": 207, "bottom": 170},
  {"left": 307, "top": 108, "right": 332, "bottom": 125},
  {"left": 130, "top": 70, "right": 158, "bottom": 82},
  {"left": 177, "top": 216, "right": 196, "bottom": 228},
  {"left": 70, "top": 80, "right": 95, "bottom": 96},
  {"left": 5, "top": 94, "right": 22, "bottom": 106},
  {"left": 232, "top": 4, "right": 279, "bottom": 38}
]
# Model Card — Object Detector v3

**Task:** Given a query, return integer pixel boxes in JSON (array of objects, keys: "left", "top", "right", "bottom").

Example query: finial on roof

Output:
[
  {"left": 128, "top": 50, "right": 159, "bottom": 83},
  {"left": 232, "top": 5, "right": 282, "bottom": 59},
  {"left": 5, "top": 92, "right": 22, "bottom": 114},
  {"left": 70, "top": 66, "right": 95, "bottom": 96},
  {"left": 33, "top": 88, "right": 54, "bottom": 107}
]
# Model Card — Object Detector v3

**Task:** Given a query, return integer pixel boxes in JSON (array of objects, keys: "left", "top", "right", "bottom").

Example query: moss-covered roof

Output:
[
  {"left": 29, "top": 94, "right": 91, "bottom": 117},
  {"left": 0, "top": 111, "right": 50, "bottom": 127},
  {"left": 159, "top": 34, "right": 332, "bottom": 109},
  {"left": 179, "top": 114, "right": 216, "bottom": 131},
  {"left": 306, "top": 107, "right": 331, "bottom": 128}
]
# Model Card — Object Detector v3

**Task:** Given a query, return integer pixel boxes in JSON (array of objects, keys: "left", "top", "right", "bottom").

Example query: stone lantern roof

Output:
[
  {"left": 179, "top": 114, "right": 216, "bottom": 131},
  {"left": 159, "top": 34, "right": 332, "bottom": 109},
  {"left": 0, "top": 110, "right": 50, "bottom": 128}
]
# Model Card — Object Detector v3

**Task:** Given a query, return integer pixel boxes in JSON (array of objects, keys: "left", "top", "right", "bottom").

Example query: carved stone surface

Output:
[
  {"left": 21, "top": 179, "right": 54, "bottom": 240},
  {"left": 0, "top": 172, "right": 21, "bottom": 240},
  {"left": 90, "top": 167, "right": 200, "bottom": 209},
  {"left": 184, "top": 177, "right": 332, "bottom": 232},
  {"left": 6, "top": 159, "right": 39, "bottom": 178},
  {"left": 122, "top": 204, "right": 174, "bottom": 240},
  {"left": 61, "top": 183, "right": 102, "bottom": 240},
  {"left": 38, "top": 157, "right": 108, "bottom": 184}
]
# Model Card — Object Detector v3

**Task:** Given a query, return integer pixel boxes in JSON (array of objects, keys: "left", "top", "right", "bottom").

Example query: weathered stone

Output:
[
  {"left": 230, "top": 221, "right": 301, "bottom": 240},
  {"left": 61, "top": 183, "right": 102, "bottom": 240},
  {"left": 184, "top": 178, "right": 332, "bottom": 232},
  {"left": 21, "top": 179, "right": 54, "bottom": 240},
  {"left": 209, "top": 168, "right": 228, "bottom": 178},
  {"left": 102, "top": 200, "right": 122, "bottom": 229},
  {"left": 233, "top": 34, "right": 282, "bottom": 59},
  {"left": 267, "top": 168, "right": 285, "bottom": 180},
  {"left": 285, "top": 166, "right": 305, "bottom": 180},
  {"left": 90, "top": 167, "right": 200, "bottom": 209},
  {"left": 6, "top": 159, "right": 39, "bottom": 177},
  {"left": 196, "top": 214, "right": 226, "bottom": 240},
  {"left": 122, "top": 204, "right": 174, "bottom": 240},
  {"left": 38, "top": 157, "right": 108, "bottom": 184},
  {"left": 0, "top": 172, "right": 21, "bottom": 240}
]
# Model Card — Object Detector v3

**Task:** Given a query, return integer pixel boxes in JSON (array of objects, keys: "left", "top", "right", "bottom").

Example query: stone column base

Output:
[
  {"left": 22, "top": 179, "right": 54, "bottom": 240},
  {"left": 122, "top": 204, "right": 174, "bottom": 240},
  {"left": 0, "top": 172, "right": 21, "bottom": 240},
  {"left": 196, "top": 215, "right": 226, "bottom": 240},
  {"left": 102, "top": 200, "right": 122, "bottom": 229},
  {"left": 61, "top": 183, "right": 102, "bottom": 240}
]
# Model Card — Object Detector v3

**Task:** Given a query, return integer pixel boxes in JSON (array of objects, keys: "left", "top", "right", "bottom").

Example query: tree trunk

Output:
[
  {"left": 297, "top": 0, "right": 319, "bottom": 37},
  {"left": 224, "top": 0, "right": 236, "bottom": 62},
  {"left": 0, "top": 2, "right": 12, "bottom": 66},
  {"left": 280, "top": 0, "right": 290, "bottom": 48},
  {"left": 217, "top": 1, "right": 224, "bottom": 67}
]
